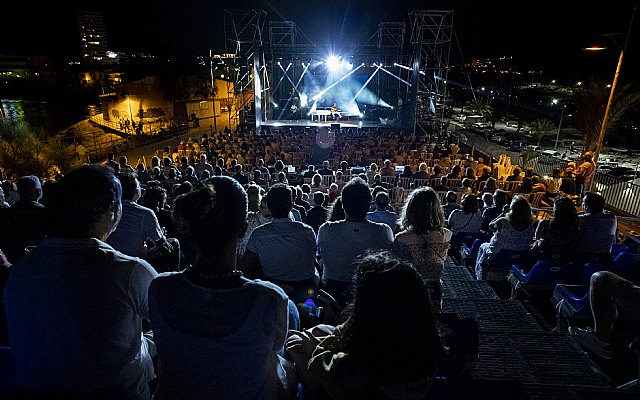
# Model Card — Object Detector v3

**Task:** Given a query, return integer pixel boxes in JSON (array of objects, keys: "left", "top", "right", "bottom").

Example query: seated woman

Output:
[
  {"left": 286, "top": 250, "right": 443, "bottom": 400},
  {"left": 447, "top": 194, "right": 483, "bottom": 250},
  {"left": 513, "top": 176, "right": 534, "bottom": 194},
  {"left": 310, "top": 173, "right": 328, "bottom": 193},
  {"left": 541, "top": 168, "right": 562, "bottom": 207},
  {"left": 530, "top": 195, "right": 579, "bottom": 263},
  {"left": 148, "top": 176, "right": 298, "bottom": 400},
  {"left": 475, "top": 195, "right": 536, "bottom": 280},
  {"left": 480, "top": 176, "right": 497, "bottom": 194},
  {"left": 457, "top": 177, "right": 475, "bottom": 195},
  {"left": 393, "top": 187, "right": 452, "bottom": 309}
]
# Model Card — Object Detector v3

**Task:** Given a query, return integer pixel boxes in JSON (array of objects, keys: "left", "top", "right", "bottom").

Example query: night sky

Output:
[{"left": 3, "top": 0, "right": 639, "bottom": 80}]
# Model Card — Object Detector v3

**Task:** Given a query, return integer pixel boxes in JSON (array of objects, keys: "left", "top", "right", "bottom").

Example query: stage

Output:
[{"left": 260, "top": 117, "right": 399, "bottom": 130}]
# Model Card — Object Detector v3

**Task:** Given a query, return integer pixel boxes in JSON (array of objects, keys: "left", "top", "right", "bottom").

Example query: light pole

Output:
[
  {"left": 592, "top": 7, "right": 636, "bottom": 166},
  {"left": 553, "top": 98, "right": 565, "bottom": 150},
  {"left": 593, "top": 48, "right": 624, "bottom": 165}
]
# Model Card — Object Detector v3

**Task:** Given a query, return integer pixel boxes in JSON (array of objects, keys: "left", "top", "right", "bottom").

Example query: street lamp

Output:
[
  {"left": 553, "top": 98, "right": 565, "bottom": 150},
  {"left": 591, "top": 7, "right": 636, "bottom": 166}
]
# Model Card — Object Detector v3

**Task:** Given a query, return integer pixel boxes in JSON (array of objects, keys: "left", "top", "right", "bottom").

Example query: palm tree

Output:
[
  {"left": 529, "top": 118, "right": 557, "bottom": 146},
  {"left": 573, "top": 81, "right": 640, "bottom": 152},
  {"left": 470, "top": 97, "right": 490, "bottom": 116}
]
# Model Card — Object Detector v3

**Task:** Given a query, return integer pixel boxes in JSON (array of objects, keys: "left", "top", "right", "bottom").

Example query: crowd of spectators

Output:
[{"left": 0, "top": 125, "right": 636, "bottom": 399}]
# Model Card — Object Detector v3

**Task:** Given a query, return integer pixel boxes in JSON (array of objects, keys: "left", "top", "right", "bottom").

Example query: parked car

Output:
[
  {"left": 508, "top": 140, "right": 527, "bottom": 152},
  {"left": 606, "top": 166, "right": 637, "bottom": 181}
]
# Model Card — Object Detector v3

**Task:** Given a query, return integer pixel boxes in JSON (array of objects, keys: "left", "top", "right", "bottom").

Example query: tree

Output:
[
  {"left": 0, "top": 119, "right": 73, "bottom": 179},
  {"left": 470, "top": 97, "right": 490, "bottom": 116},
  {"left": 529, "top": 118, "right": 556, "bottom": 146},
  {"left": 573, "top": 80, "right": 640, "bottom": 152}
]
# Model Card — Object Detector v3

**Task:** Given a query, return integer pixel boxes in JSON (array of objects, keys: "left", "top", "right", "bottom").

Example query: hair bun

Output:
[{"left": 174, "top": 185, "right": 217, "bottom": 234}]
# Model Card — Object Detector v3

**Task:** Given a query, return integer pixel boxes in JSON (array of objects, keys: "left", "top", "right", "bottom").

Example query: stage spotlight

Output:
[
  {"left": 327, "top": 55, "right": 341, "bottom": 70},
  {"left": 300, "top": 93, "right": 308, "bottom": 107}
]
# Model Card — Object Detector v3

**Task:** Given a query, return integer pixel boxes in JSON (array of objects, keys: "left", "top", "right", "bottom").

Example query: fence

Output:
[{"left": 523, "top": 154, "right": 640, "bottom": 218}]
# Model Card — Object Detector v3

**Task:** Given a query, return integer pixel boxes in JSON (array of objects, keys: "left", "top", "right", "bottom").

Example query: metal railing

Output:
[{"left": 524, "top": 154, "right": 640, "bottom": 217}]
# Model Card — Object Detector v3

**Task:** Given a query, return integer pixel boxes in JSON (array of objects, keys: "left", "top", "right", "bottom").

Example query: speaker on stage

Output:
[{"left": 331, "top": 123, "right": 340, "bottom": 132}]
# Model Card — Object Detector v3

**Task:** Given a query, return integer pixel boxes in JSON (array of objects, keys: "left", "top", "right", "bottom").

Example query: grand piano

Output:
[{"left": 310, "top": 106, "right": 341, "bottom": 122}]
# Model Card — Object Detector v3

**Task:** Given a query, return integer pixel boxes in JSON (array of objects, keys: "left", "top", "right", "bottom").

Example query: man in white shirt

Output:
[
  {"left": 317, "top": 177, "right": 394, "bottom": 308},
  {"left": 241, "top": 183, "right": 319, "bottom": 304}
]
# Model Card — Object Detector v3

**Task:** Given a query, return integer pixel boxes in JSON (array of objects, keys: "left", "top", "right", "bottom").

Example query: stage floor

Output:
[{"left": 261, "top": 118, "right": 391, "bottom": 129}]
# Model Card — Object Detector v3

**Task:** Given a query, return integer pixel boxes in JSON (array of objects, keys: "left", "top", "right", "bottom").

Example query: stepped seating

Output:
[
  {"left": 508, "top": 260, "right": 577, "bottom": 300},
  {"left": 553, "top": 253, "right": 640, "bottom": 332}
]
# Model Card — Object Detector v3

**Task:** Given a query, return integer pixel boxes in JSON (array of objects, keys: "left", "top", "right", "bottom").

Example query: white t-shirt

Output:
[{"left": 317, "top": 219, "right": 394, "bottom": 283}]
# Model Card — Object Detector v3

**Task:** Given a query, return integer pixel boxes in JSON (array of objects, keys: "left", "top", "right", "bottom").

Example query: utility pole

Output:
[{"left": 210, "top": 49, "right": 218, "bottom": 134}]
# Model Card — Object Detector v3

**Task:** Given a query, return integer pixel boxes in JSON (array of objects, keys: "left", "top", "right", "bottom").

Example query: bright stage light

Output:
[
  {"left": 300, "top": 93, "right": 308, "bottom": 107},
  {"left": 327, "top": 56, "right": 341, "bottom": 70}
]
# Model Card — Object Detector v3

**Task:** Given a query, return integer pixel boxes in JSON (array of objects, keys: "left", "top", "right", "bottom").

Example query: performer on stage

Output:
[{"left": 331, "top": 102, "right": 341, "bottom": 121}]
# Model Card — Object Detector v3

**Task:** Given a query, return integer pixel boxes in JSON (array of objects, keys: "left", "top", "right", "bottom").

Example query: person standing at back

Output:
[
  {"left": 3, "top": 164, "right": 157, "bottom": 399},
  {"left": 575, "top": 152, "right": 596, "bottom": 197},
  {"left": 316, "top": 177, "right": 394, "bottom": 308}
]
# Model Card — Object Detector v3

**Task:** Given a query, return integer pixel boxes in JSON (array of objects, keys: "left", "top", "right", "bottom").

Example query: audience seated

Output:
[
  {"left": 107, "top": 173, "right": 180, "bottom": 273},
  {"left": 0, "top": 175, "right": 46, "bottom": 264},
  {"left": 306, "top": 191, "right": 329, "bottom": 234},
  {"left": 236, "top": 184, "right": 270, "bottom": 259},
  {"left": 326, "top": 197, "right": 345, "bottom": 222},
  {"left": 447, "top": 194, "right": 483, "bottom": 239},
  {"left": 240, "top": 183, "right": 320, "bottom": 305},
  {"left": 475, "top": 195, "right": 535, "bottom": 280},
  {"left": 441, "top": 190, "right": 461, "bottom": 219},
  {"left": 393, "top": 187, "right": 452, "bottom": 308},
  {"left": 366, "top": 191, "right": 398, "bottom": 233},
  {"left": 569, "top": 271, "right": 640, "bottom": 360},
  {"left": 530, "top": 195, "right": 579, "bottom": 262},
  {"left": 310, "top": 174, "right": 328, "bottom": 194},
  {"left": 316, "top": 178, "right": 394, "bottom": 308},
  {"left": 576, "top": 192, "right": 617, "bottom": 264},
  {"left": 149, "top": 176, "right": 297, "bottom": 399},
  {"left": 285, "top": 250, "right": 443, "bottom": 400},
  {"left": 3, "top": 164, "right": 157, "bottom": 399}
]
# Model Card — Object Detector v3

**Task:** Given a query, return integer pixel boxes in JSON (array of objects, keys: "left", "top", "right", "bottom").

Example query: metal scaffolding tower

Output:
[
  {"left": 224, "top": 9, "right": 267, "bottom": 132},
  {"left": 264, "top": 19, "right": 408, "bottom": 127},
  {"left": 408, "top": 10, "right": 454, "bottom": 134}
]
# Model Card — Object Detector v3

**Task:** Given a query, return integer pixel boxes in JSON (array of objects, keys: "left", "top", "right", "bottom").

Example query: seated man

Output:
[
  {"left": 366, "top": 191, "right": 398, "bottom": 232},
  {"left": 569, "top": 271, "right": 640, "bottom": 360},
  {"left": 317, "top": 177, "right": 394, "bottom": 308},
  {"left": 3, "top": 164, "right": 157, "bottom": 398},
  {"left": 305, "top": 191, "right": 329, "bottom": 234},
  {"left": 107, "top": 173, "right": 180, "bottom": 272},
  {"left": 0, "top": 175, "right": 46, "bottom": 264},
  {"left": 240, "top": 183, "right": 320, "bottom": 305},
  {"left": 576, "top": 192, "right": 617, "bottom": 264}
]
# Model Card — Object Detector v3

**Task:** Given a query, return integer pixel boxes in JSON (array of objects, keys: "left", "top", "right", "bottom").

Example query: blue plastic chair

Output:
[
  {"left": 579, "top": 251, "right": 640, "bottom": 285},
  {"left": 450, "top": 231, "right": 487, "bottom": 250},
  {"left": 611, "top": 242, "right": 639, "bottom": 258},
  {"left": 509, "top": 260, "right": 577, "bottom": 299},
  {"left": 462, "top": 238, "right": 484, "bottom": 259},
  {"left": 484, "top": 248, "right": 535, "bottom": 281}
]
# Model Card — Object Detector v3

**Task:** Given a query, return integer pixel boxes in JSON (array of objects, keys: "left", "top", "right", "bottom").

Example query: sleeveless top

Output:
[{"left": 393, "top": 228, "right": 453, "bottom": 281}]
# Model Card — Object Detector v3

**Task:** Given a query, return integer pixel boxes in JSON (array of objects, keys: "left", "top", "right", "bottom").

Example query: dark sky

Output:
[{"left": 3, "top": 0, "right": 639, "bottom": 80}]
